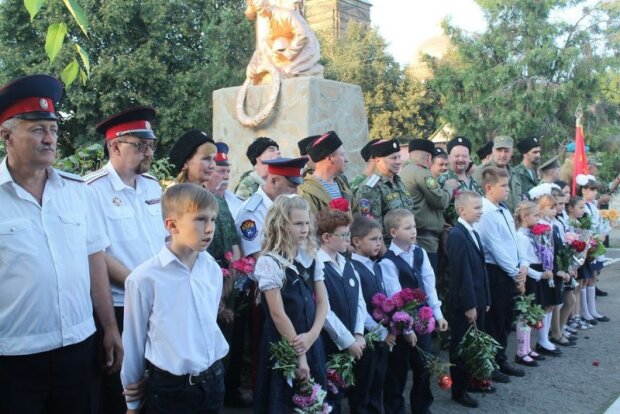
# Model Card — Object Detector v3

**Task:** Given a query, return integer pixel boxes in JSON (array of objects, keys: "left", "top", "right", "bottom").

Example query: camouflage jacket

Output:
[
  {"left": 438, "top": 169, "right": 484, "bottom": 225},
  {"left": 513, "top": 163, "right": 539, "bottom": 200},
  {"left": 234, "top": 171, "right": 264, "bottom": 201},
  {"left": 298, "top": 175, "right": 356, "bottom": 216},
  {"left": 207, "top": 195, "right": 241, "bottom": 264},
  {"left": 348, "top": 173, "right": 367, "bottom": 194}
]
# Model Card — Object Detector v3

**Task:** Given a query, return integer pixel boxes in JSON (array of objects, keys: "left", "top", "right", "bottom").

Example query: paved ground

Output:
[{"left": 226, "top": 246, "right": 620, "bottom": 414}]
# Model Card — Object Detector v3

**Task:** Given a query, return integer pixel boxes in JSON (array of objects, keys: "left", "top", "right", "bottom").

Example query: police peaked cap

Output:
[
  {"left": 263, "top": 157, "right": 309, "bottom": 185},
  {"left": 215, "top": 142, "right": 230, "bottom": 166},
  {"left": 0, "top": 74, "right": 62, "bottom": 124},
  {"left": 297, "top": 135, "right": 321, "bottom": 156},
  {"left": 246, "top": 137, "right": 279, "bottom": 166},
  {"left": 447, "top": 136, "right": 472, "bottom": 154},
  {"left": 516, "top": 137, "right": 541, "bottom": 155},
  {"left": 370, "top": 139, "right": 400, "bottom": 158},
  {"left": 169, "top": 129, "right": 214, "bottom": 174},
  {"left": 307, "top": 131, "right": 343, "bottom": 162},
  {"left": 408, "top": 138, "right": 435, "bottom": 154},
  {"left": 96, "top": 106, "right": 157, "bottom": 140}
]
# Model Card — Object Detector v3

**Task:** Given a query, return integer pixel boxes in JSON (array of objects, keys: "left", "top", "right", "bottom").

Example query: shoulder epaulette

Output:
[
  {"left": 83, "top": 169, "right": 109, "bottom": 185},
  {"left": 364, "top": 174, "right": 380, "bottom": 189},
  {"left": 243, "top": 192, "right": 263, "bottom": 212},
  {"left": 57, "top": 170, "right": 84, "bottom": 183},
  {"left": 141, "top": 173, "right": 159, "bottom": 182}
]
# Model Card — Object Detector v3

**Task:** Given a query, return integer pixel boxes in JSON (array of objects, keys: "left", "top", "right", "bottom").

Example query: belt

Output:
[{"left": 148, "top": 360, "right": 223, "bottom": 386}]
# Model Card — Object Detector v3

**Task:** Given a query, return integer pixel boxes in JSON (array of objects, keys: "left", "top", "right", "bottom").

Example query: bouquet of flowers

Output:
[
  {"left": 328, "top": 197, "right": 350, "bottom": 213},
  {"left": 600, "top": 209, "right": 619, "bottom": 229},
  {"left": 514, "top": 294, "right": 545, "bottom": 329},
  {"left": 270, "top": 338, "right": 332, "bottom": 413},
  {"left": 530, "top": 223, "right": 555, "bottom": 288},
  {"left": 557, "top": 232, "right": 587, "bottom": 289},
  {"left": 371, "top": 288, "right": 435, "bottom": 336},
  {"left": 587, "top": 235, "right": 607, "bottom": 259},
  {"left": 457, "top": 324, "right": 501, "bottom": 382},
  {"left": 221, "top": 253, "right": 255, "bottom": 315},
  {"left": 415, "top": 345, "right": 453, "bottom": 390}
]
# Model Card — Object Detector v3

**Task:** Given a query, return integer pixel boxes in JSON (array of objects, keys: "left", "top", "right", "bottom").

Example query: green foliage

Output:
[
  {"left": 54, "top": 142, "right": 103, "bottom": 175},
  {"left": 0, "top": 139, "right": 5, "bottom": 159},
  {"left": 514, "top": 294, "right": 545, "bottom": 326},
  {"left": 327, "top": 352, "right": 356, "bottom": 388},
  {"left": 427, "top": 0, "right": 620, "bottom": 153},
  {"left": 457, "top": 324, "right": 501, "bottom": 381},
  {"left": 269, "top": 338, "right": 298, "bottom": 385},
  {"left": 0, "top": 0, "right": 253, "bottom": 158},
  {"left": 318, "top": 22, "right": 440, "bottom": 140}
]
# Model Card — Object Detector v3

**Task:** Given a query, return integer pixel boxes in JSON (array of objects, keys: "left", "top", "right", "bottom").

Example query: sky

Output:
[{"left": 370, "top": 0, "right": 486, "bottom": 66}]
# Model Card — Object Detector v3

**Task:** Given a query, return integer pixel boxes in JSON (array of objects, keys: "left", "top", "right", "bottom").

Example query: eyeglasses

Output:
[
  {"left": 117, "top": 141, "right": 157, "bottom": 154},
  {"left": 331, "top": 232, "right": 351, "bottom": 239}
]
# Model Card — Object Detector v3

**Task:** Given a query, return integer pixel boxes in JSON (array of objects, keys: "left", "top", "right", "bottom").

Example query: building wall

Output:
[{"left": 305, "top": 0, "right": 371, "bottom": 37}]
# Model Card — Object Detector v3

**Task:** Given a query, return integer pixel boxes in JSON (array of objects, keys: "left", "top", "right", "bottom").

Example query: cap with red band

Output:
[
  {"left": 215, "top": 142, "right": 230, "bottom": 166},
  {"left": 263, "top": 157, "right": 309, "bottom": 185},
  {"left": 96, "top": 106, "right": 157, "bottom": 140},
  {"left": 0, "top": 74, "right": 62, "bottom": 125}
]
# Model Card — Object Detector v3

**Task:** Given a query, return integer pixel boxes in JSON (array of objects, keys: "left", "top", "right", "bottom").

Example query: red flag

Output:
[{"left": 571, "top": 116, "right": 589, "bottom": 196}]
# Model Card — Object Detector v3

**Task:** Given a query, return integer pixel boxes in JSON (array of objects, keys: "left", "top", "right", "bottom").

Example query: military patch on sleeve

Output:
[
  {"left": 425, "top": 176, "right": 438, "bottom": 189},
  {"left": 240, "top": 219, "right": 258, "bottom": 241},
  {"left": 359, "top": 199, "right": 371, "bottom": 216}
]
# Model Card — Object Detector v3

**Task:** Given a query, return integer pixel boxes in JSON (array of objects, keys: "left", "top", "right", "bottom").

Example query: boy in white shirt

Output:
[{"left": 121, "top": 183, "right": 229, "bottom": 413}]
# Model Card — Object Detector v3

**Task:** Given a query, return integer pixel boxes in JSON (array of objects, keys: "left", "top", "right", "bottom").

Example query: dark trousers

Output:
[
  {"left": 383, "top": 333, "right": 433, "bottom": 414},
  {"left": 349, "top": 344, "right": 389, "bottom": 414},
  {"left": 484, "top": 264, "right": 515, "bottom": 366},
  {"left": 96, "top": 306, "right": 126, "bottom": 414},
  {"left": 0, "top": 335, "right": 96, "bottom": 414},
  {"left": 224, "top": 294, "right": 251, "bottom": 398},
  {"left": 449, "top": 308, "right": 486, "bottom": 397},
  {"left": 426, "top": 252, "right": 438, "bottom": 277},
  {"left": 146, "top": 360, "right": 225, "bottom": 414}
]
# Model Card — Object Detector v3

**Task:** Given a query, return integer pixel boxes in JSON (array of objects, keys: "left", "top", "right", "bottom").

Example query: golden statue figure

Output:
[{"left": 236, "top": 0, "right": 324, "bottom": 128}]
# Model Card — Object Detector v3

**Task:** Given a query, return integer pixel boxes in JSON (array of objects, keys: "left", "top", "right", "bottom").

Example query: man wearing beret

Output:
[
  {"left": 349, "top": 138, "right": 380, "bottom": 193},
  {"left": 235, "top": 137, "right": 281, "bottom": 200},
  {"left": 430, "top": 147, "right": 449, "bottom": 179},
  {"left": 439, "top": 136, "right": 484, "bottom": 201},
  {"left": 401, "top": 138, "right": 458, "bottom": 272},
  {"left": 299, "top": 131, "right": 355, "bottom": 215},
  {"left": 474, "top": 135, "right": 523, "bottom": 212},
  {"left": 212, "top": 141, "right": 243, "bottom": 217},
  {"left": 0, "top": 74, "right": 122, "bottom": 412},
  {"left": 355, "top": 139, "right": 413, "bottom": 244},
  {"left": 513, "top": 137, "right": 541, "bottom": 198},
  {"left": 84, "top": 106, "right": 167, "bottom": 413}
]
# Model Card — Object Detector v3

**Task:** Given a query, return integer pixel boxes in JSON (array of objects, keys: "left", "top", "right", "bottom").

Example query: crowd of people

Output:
[{"left": 1, "top": 73, "right": 619, "bottom": 414}]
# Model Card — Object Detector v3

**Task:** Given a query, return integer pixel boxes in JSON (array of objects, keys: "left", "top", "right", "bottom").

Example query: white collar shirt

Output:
[
  {"left": 379, "top": 242, "right": 444, "bottom": 320},
  {"left": 85, "top": 162, "right": 166, "bottom": 306},
  {"left": 474, "top": 197, "right": 527, "bottom": 278},
  {"left": 350, "top": 253, "right": 389, "bottom": 341},
  {"left": 516, "top": 227, "right": 543, "bottom": 280},
  {"left": 458, "top": 217, "right": 480, "bottom": 250},
  {"left": 121, "top": 245, "right": 229, "bottom": 410},
  {"left": 235, "top": 186, "right": 273, "bottom": 257},
  {"left": 224, "top": 190, "right": 243, "bottom": 218},
  {"left": 0, "top": 157, "right": 109, "bottom": 355}
]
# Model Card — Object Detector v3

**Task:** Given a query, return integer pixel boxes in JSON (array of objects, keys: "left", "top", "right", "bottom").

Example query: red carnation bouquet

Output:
[{"left": 329, "top": 197, "right": 350, "bottom": 212}]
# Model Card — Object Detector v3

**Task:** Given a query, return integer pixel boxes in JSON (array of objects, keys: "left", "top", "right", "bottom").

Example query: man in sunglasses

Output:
[{"left": 84, "top": 106, "right": 167, "bottom": 414}]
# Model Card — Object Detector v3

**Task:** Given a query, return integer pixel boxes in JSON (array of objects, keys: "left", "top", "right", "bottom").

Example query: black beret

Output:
[
  {"left": 408, "top": 138, "right": 435, "bottom": 154},
  {"left": 297, "top": 135, "right": 320, "bottom": 156},
  {"left": 246, "top": 137, "right": 279, "bottom": 165},
  {"left": 476, "top": 141, "right": 493, "bottom": 160},
  {"left": 432, "top": 147, "right": 447, "bottom": 159},
  {"left": 307, "top": 131, "right": 343, "bottom": 163},
  {"left": 516, "top": 137, "right": 541, "bottom": 155},
  {"left": 0, "top": 74, "right": 62, "bottom": 124},
  {"left": 370, "top": 139, "right": 400, "bottom": 158},
  {"left": 447, "top": 136, "right": 472, "bottom": 154},
  {"left": 361, "top": 138, "right": 381, "bottom": 162},
  {"left": 169, "top": 129, "right": 214, "bottom": 174}
]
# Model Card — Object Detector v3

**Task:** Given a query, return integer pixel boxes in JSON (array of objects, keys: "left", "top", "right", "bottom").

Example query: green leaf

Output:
[
  {"left": 61, "top": 59, "right": 80, "bottom": 86},
  {"left": 24, "top": 0, "right": 46, "bottom": 22},
  {"left": 45, "top": 23, "right": 68, "bottom": 64},
  {"left": 75, "top": 44, "right": 90, "bottom": 76},
  {"left": 62, "top": 0, "right": 89, "bottom": 36},
  {"left": 79, "top": 69, "right": 88, "bottom": 85}
]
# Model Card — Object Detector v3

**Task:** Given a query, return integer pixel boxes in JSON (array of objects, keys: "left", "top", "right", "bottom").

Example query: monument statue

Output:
[{"left": 236, "top": 0, "right": 324, "bottom": 128}]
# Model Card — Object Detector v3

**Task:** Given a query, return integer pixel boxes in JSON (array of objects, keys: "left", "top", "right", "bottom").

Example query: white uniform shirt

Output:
[
  {"left": 516, "top": 227, "right": 543, "bottom": 281},
  {"left": 121, "top": 245, "right": 229, "bottom": 410},
  {"left": 0, "top": 158, "right": 109, "bottom": 355},
  {"left": 235, "top": 186, "right": 272, "bottom": 257},
  {"left": 350, "top": 253, "right": 389, "bottom": 341},
  {"left": 84, "top": 162, "right": 167, "bottom": 306},
  {"left": 224, "top": 190, "right": 243, "bottom": 218},
  {"left": 379, "top": 242, "right": 444, "bottom": 320}
]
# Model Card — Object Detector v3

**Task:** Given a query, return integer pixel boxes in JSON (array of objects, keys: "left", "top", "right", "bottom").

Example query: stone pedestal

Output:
[{"left": 213, "top": 77, "right": 368, "bottom": 186}]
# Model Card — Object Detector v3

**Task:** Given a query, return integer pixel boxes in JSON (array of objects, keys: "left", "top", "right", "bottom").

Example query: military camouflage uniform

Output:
[
  {"left": 298, "top": 175, "right": 356, "bottom": 216},
  {"left": 348, "top": 173, "right": 367, "bottom": 194},
  {"left": 355, "top": 173, "right": 413, "bottom": 244},
  {"left": 473, "top": 161, "right": 524, "bottom": 212},
  {"left": 438, "top": 169, "right": 484, "bottom": 225},
  {"left": 513, "top": 163, "right": 539, "bottom": 200},
  {"left": 234, "top": 171, "right": 264, "bottom": 201},
  {"left": 207, "top": 195, "right": 241, "bottom": 265}
]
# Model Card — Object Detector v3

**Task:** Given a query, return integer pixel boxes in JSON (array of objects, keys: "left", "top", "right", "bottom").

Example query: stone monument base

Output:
[{"left": 213, "top": 77, "right": 369, "bottom": 186}]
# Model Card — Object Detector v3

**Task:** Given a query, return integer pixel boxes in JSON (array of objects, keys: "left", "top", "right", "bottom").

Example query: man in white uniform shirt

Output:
[
  {"left": 84, "top": 106, "right": 167, "bottom": 413},
  {"left": 0, "top": 74, "right": 121, "bottom": 413}
]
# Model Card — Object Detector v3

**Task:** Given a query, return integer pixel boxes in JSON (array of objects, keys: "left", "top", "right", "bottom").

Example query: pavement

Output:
[{"left": 225, "top": 244, "right": 620, "bottom": 414}]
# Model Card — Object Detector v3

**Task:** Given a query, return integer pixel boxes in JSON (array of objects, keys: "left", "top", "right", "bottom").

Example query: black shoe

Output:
[
  {"left": 550, "top": 337, "right": 576, "bottom": 347},
  {"left": 566, "top": 335, "right": 578, "bottom": 342},
  {"left": 514, "top": 354, "right": 539, "bottom": 367},
  {"left": 596, "top": 287, "right": 608, "bottom": 297},
  {"left": 468, "top": 384, "right": 497, "bottom": 394},
  {"left": 491, "top": 369, "right": 511, "bottom": 383},
  {"left": 453, "top": 392, "right": 479, "bottom": 408},
  {"left": 529, "top": 352, "right": 546, "bottom": 361},
  {"left": 535, "top": 344, "right": 562, "bottom": 356},
  {"left": 584, "top": 317, "right": 598, "bottom": 325},
  {"left": 499, "top": 363, "right": 525, "bottom": 377},
  {"left": 596, "top": 316, "right": 610, "bottom": 322}
]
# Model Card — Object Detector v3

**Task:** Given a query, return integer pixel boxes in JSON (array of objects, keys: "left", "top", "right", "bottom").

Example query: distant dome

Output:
[{"left": 408, "top": 34, "right": 451, "bottom": 81}]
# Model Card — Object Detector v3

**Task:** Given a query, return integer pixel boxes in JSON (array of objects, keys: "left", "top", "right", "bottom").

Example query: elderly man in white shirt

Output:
[{"left": 0, "top": 74, "right": 121, "bottom": 413}]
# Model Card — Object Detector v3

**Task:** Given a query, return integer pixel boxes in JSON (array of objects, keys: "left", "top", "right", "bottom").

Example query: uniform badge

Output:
[
  {"left": 240, "top": 219, "right": 258, "bottom": 241},
  {"left": 39, "top": 98, "right": 48, "bottom": 109},
  {"left": 425, "top": 176, "right": 438, "bottom": 189},
  {"left": 349, "top": 278, "right": 355, "bottom": 288},
  {"left": 112, "top": 196, "right": 122, "bottom": 206},
  {"left": 359, "top": 199, "right": 371, "bottom": 216}
]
